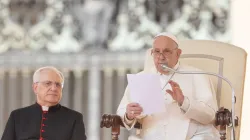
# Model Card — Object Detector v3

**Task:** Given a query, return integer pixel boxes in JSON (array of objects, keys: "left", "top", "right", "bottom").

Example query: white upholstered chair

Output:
[
  {"left": 101, "top": 40, "right": 247, "bottom": 140},
  {"left": 143, "top": 40, "right": 247, "bottom": 140}
]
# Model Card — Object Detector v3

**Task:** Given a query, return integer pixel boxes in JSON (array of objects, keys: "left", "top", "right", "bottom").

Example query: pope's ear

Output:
[{"left": 177, "top": 49, "right": 182, "bottom": 57}]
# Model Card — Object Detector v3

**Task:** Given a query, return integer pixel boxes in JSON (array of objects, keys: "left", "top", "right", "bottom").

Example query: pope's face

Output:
[
  {"left": 151, "top": 36, "right": 182, "bottom": 74},
  {"left": 33, "top": 69, "right": 63, "bottom": 106}
]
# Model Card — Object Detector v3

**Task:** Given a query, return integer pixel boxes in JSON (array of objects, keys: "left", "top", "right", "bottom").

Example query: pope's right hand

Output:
[{"left": 126, "top": 103, "right": 143, "bottom": 120}]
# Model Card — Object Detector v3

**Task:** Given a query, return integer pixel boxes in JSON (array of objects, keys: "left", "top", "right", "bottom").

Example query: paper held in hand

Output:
[{"left": 127, "top": 73, "right": 166, "bottom": 115}]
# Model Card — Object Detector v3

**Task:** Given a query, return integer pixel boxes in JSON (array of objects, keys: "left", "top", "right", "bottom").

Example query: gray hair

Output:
[{"left": 33, "top": 66, "right": 64, "bottom": 86}]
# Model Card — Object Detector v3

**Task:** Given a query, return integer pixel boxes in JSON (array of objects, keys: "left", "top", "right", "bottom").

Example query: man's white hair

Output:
[{"left": 33, "top": 66, "right": 64, "bottom": 85}]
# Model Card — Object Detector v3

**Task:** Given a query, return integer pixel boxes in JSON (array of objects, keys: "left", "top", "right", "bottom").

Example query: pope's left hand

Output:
[{"left": 166, "top": 80, "right": 184, "bottom": 105}]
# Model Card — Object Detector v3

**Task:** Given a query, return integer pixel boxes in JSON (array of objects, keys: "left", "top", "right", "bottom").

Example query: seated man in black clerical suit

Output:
[{"left": 1, "top": 66, "right": 87, "bottom": 140}]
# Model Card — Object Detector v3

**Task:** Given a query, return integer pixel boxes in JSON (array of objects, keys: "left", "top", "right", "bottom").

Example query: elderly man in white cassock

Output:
[{"left": 117, "top": 33, "right": 220, "bottom": 140}]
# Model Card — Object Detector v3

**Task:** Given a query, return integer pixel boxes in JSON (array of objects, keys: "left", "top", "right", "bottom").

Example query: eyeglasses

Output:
[
  {"left": 152, "top": 48, "right": 178, "bottom": 58},
  {"left": 35, "top": 81, "right": 63, "bottom": 88}
]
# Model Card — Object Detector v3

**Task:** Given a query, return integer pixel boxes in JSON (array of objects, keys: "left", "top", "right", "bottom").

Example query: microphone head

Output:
[
  {"left": 160, "top": 63, "right": 175, "bottom": 73},
  {"left": 160, "top": 63, "right": 169, "bottom": 71}
]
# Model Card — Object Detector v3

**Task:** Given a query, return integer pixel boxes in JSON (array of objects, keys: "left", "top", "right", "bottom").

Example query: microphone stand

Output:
[{"left": 160, "top": 64, "right": 237, "bottom": 140}]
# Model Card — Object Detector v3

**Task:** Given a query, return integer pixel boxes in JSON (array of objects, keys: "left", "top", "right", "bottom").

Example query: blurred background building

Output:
[{"left": 1, "top": 0, "right": 250, "bottom": 140}]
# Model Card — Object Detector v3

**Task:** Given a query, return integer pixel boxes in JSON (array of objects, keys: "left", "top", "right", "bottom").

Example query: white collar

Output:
[{"left": 42, "top": 106, "right": 49, "bottom": 111}]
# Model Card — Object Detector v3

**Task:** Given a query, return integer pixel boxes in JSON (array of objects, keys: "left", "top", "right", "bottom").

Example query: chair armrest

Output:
[
  {"left": 100, "top": 107, "right": 239, "bottom": 140},
  {"left": 100, "top": 114, "right": 141, "bottom": 129},
  {"left": 215, "top": 107, "right": 239, "bottom": 140},
  {"left": 100, "top": 114, "right": 141, "bottom": 140}
]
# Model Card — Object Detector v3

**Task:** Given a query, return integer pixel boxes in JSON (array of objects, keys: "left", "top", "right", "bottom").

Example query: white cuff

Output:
[
  {"left": 179, "top": 96, "right": 190, "bottom": 113},
  {"left": 124, "top": 114, "right": 136, "bottom": 125}
]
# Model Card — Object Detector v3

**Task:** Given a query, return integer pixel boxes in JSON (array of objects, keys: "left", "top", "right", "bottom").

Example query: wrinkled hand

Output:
[
  {"left": 166, "top": 80, "right": 184, "bottom": 105},
  {"left": 126, "top": 103, "right": 143, "bottom": 120}
]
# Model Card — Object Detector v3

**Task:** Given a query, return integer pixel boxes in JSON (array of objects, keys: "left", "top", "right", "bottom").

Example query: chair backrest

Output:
[{"left": 144, "top": 40, "right": 247, "bottom": 140}]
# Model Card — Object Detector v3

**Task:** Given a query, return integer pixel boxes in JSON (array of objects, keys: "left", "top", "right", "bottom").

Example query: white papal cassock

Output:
[{"left": 117, "top": 62, "right": 220, "bottom": 140}]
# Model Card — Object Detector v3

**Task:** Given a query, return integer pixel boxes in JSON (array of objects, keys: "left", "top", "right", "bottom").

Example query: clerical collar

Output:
[
  {"left": 35, "top": 102, "right": 61, "bottom": 112},
  {"left": 42, "top": 106, "right": 49, "bottom": 111}
]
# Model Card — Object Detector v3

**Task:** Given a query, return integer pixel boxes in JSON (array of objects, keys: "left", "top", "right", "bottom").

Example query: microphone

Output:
[{"left": 160, "top": 63, "right": 237, "bottom": 140}]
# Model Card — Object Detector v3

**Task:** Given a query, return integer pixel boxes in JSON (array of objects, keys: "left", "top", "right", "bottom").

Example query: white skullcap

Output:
[{"left": 154, "top": 32, "right": 179, "bottom": 47}]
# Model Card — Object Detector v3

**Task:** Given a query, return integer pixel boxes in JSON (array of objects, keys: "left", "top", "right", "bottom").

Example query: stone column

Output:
[
  {"left": 73, "top": 69, "right": 84, "bottom": 113},
  {"left": 101, "top": 67, "right": 114, "bottom": 140},
  {"left": 87, "top": 55, "right": 101, "bottom": 140},
  {"left": 8, "top": 69, "right": 20, "bottom": 115},
  {"left": 21, "top": 68, "right": 33, "bottom": 107},
  {"left": 61, "top": 69, "right": 71, "bottom": 107}
]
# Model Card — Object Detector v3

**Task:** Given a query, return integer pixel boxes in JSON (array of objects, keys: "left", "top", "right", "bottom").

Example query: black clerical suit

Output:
[{"left": 1, "top": 103, "right": 87, "bottom": 140}]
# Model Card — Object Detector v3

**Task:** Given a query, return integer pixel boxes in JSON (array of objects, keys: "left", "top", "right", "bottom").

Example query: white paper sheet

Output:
[{"left": 127, "top": 73, "right": 166, "bottom": 115}]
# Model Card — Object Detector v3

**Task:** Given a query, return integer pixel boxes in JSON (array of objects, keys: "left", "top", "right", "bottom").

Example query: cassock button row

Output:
[
  {"left": 42, "top": 124, "right": 46, "bottom": 126},
  {"left": 40, "top": 137, "right": 43, "bottom": 140},
  {"left": 41, "top": 130, "right": 45, "bottom": 132},
  {"left": 42, "top": 117, "right": 47, "bottom": 120}
]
